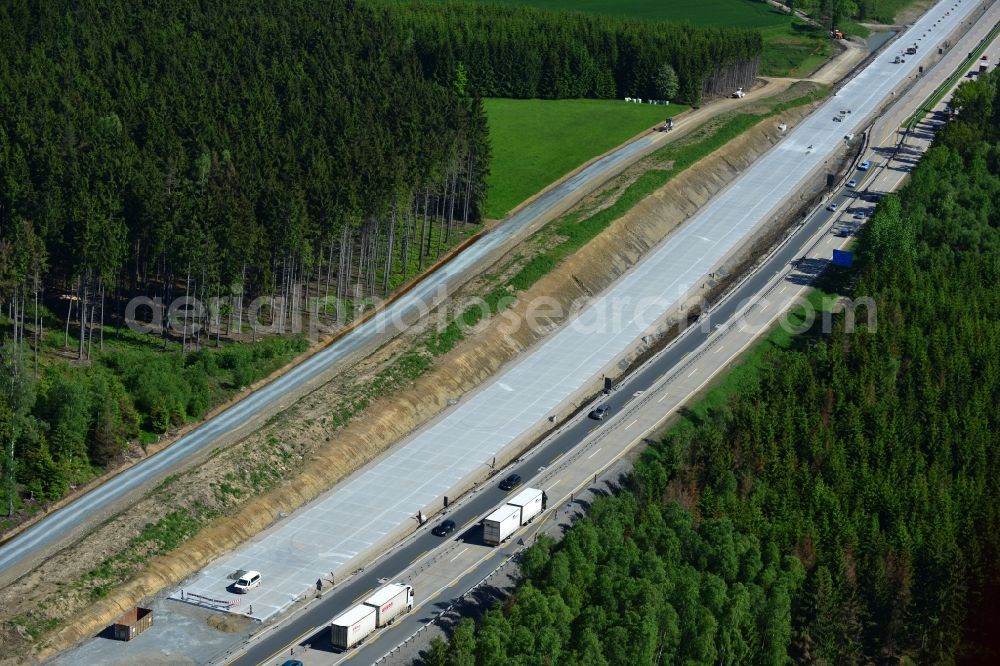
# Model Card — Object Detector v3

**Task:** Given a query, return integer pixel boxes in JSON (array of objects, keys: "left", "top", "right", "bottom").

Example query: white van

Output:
[{"left": 233, "top": 570, "right": 261, "bottom": 593}]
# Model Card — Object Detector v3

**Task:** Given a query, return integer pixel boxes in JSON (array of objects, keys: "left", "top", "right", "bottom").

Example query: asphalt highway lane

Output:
[
  {"left": 0, "top": 128, "right": 663, "bottom": 581},
  {"left": 229, "top": 168, "right": 852, "bottom": 665}
]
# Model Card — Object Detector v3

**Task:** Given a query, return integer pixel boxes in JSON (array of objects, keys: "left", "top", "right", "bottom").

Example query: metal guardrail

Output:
[
  {"left": 371, "top": 549, "right": 523, "bottom": 665},
  {"left": 906, "top": 19, "right": 1000, "bottom": 128}
]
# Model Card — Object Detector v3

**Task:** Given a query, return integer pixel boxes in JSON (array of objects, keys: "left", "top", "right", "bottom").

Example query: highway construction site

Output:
[
  {"left": 2, "top": 0, "right": 991, "bottom": 660},
  {"left": 0, "top": 82, "right": 837, "bottom": 664}
]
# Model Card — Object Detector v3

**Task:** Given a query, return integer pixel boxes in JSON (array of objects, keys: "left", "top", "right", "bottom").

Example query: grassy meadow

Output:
[{"left": 483, "top": 98, "right": 686, "bottom": 219}]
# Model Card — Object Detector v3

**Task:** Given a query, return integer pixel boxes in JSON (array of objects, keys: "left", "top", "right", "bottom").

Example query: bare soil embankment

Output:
[{"left": 1, "top": 85, "right": 835, "bottom": 663}]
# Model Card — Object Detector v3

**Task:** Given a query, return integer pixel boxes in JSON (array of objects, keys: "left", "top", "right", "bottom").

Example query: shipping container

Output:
[
  {"left": 506, "top": 487, "right": 544, "bottom": 526},
  {"left": 483, "top": 504, "right": 521, "bottom": 546},
  {"left": 330, "top": 604, "right": 377, "bottom": 650},
  {"left": 111, "top": 606, "right": 153, "bottom": 641},
  {"left": 363, "top": 583, "right": 413, "bottom": 627}
]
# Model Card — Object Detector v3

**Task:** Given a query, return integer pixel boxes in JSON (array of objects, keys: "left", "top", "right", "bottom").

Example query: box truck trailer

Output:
[
  {"left": 330, "top": 604, "right": 377, "bottom": 650},
  {"left": 507, "top": 487, "right": 545, "bottom": 526},
  {"left": 330, "top": 583, "right": 415, "bottom": 650},
  {"left": 483, "top": 504, "right": 521, "bottom": 545},
  {"left": 363, "top": 583, "right": 413, "bottom": 627}
]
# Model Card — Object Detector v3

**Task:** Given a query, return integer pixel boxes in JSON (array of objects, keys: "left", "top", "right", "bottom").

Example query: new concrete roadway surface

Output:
[
  {"left": 49, "top": 0, "right": 996, "bottom": 663},
  {"left": 170, "top": 0, "right": 980, "bottom": 624},
  {"left": 0, "top": 0, "right": 856, "bottom": 585},
  {"left": 0, "top": 44, "right": 785, "bottom": 585},
  {"left": 230, "top": 11, "right": 996, "bottom": 666}
]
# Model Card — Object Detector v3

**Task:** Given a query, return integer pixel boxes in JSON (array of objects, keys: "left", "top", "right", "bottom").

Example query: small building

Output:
[{"left": 111, "top": 607, "right": 153, "bottom": 641}]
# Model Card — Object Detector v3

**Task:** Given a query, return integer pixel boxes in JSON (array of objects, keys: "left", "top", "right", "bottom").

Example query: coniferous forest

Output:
[
  {"left": 0, "top": 0, "right": 491, "bottom": 335},
  {"left": 0, "top": 1, "right": 760, "bottom": 519},
  {"left": 425, "top": 71, "right": 1000, "bottom": 664},
  {"left": 380, "top": 1, "right": 763, "bottom": 103},
  {"left": 0, "top": 0, "right": 491, "bottom": 513}
]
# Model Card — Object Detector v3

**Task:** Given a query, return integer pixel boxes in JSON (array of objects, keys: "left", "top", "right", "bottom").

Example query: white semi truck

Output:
[
  {"left": 507, "top": 487, "right": 544, "bottom": 526},
  {"left": 330, "top": 604, "right": 377, "bottom": 651},
  {"left": 364, "top": 583, "right": 413, "bottom": 627},
  {"left": 482, "top": 504, "right": 521, "bottom": 546},
  {"left": 483, "top": 487, "right": 547, "bottom": 545},
  {"left": 330, "top": 583, "right": 414, "bottom": 650}
]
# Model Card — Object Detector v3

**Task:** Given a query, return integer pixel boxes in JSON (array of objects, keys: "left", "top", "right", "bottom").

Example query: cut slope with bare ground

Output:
[{"left": 0, "top": 81, "right": 832, "bottom": 661}]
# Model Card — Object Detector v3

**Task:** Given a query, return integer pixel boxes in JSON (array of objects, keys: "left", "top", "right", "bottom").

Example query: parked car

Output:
[
  {"left": 233, "top": 570, "right": 262, "bottom": 593},
  {"left": 847, "top": 179, "right": 858, "bottom": 188},
  {"left": 499, "top": 473, "right": 522, "bottom": 491},
  {"left": 588, "top": 405, "right": 611, "bottom": 421},
  {"left": 282, "top": 661, "right": 304, "bottom": 666},
  {"left": 858, "top": 160, "right": 871, "bottom": 170},
  {"left": 827, "top": 202, "right": 838, "bottom": 212},
  {"left": 432, "top": 519, "right": 456, "bottom": 537}
]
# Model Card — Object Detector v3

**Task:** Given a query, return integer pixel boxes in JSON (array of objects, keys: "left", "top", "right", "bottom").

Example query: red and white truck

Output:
[
  {"left": 364, "top": 583, "right": 414, "bottom": 627},
  {"left": 330, "top": 583, "right": 414, "bottom": 650},
  {"left": 330, "top": 604, "right": 377, "bottom": 650}
]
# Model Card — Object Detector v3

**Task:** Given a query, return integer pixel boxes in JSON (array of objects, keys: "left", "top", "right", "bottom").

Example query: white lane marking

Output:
[
  {"left": 657, "top": 392, "right": 670, "bottom": 404},
  {"left": 546, "top": 479, "right": 562, "bottom": 492},
  {"left": 759, "top": 302, "right": 769, "bottom": 312},
  {"left": 450, "top": 547, "right": 469, "bottom": 563},
  {"left": 624, "top": 419, "right": 638, "bottom": 431},
  {"left": 739, "top": 323, "right": 748, "bottom": 332},
  {"left": 687, "top": 367, "right": 699, "bottom": 378},
  {"left": 586, "top": 448, "right": 603, "bottom": 460}
]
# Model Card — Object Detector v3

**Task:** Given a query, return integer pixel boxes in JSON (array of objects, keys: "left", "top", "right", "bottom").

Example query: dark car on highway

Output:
[
  {"left": 499, "top": 473, "right": 522, "bottom": 491},
  {"left": 432, "top": 519, "right": 456, "bottom": 537},
  {"left": 589, "top": 405, "right": 610, "bottom": 420}
]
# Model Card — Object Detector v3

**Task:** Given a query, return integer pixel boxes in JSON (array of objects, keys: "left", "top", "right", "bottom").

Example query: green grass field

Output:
[{"left": 483, "top": 98, "right": 687, "bottom": 219}]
